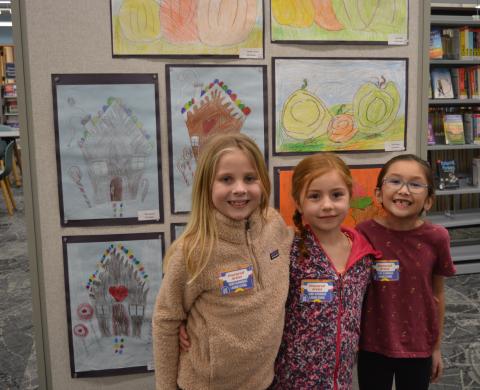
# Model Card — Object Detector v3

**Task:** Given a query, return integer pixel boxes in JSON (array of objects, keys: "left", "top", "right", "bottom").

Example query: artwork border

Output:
[
  {"left": 109, "top": 0, "right": 265, "bottom": 59},
  {"left": 170, "top": 222, "right": 187, "bottom": 243},
  {"left": 269, "top": 0, "right": 409, "bottom": 45},
  {"left": 166, "top": 64, "right": 269, "bottom": 215},
  {"left": 52, "top": 73, "right": 164, "bottom": 227},
  {"left": 273, "top": 164, "right": 384, "bottom": 227},
  {"left": 62, "top": 232, "right": 165, "bottom": 378},
  {"left": 272, "top": 57, "right": 409, "bottom": 156}
]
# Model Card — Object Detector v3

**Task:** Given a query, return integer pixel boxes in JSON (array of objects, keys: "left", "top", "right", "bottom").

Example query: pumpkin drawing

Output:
[
  {"left": 281, "top": 79, "right": 332, "bottom": 140},
  {"left": 353, "top": 76, "right": 400, "bottom": 135},
  {"left": 312, "top": 0, "right": 344, "bottom": 31},
  {"left": 197, "top": 0, "right": 257, "bottom": 46},
  {"left": 272, "top": 0, "right": 315, "bottom": 28},
  {"left": 159, "top": 0, "right": 199, "bottom": 44},
  {"left": 327, "top": 106, "right": 357, "bottom": 142},
  {"left": 332, "top": 0, "right": 406, "bottom": 33},
  {"left": 118, "top": 0, "right": 161, "bottom": 42}
]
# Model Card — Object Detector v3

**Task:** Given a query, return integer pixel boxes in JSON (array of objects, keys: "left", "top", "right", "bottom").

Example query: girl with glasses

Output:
[{"left": 356, "top": 154, "right": 456, "bottom": 390}]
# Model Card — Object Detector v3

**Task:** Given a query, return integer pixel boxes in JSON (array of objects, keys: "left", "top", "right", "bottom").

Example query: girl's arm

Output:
[
  {"left": 431, "top": 274, "right": 445, "bottom": 383},
  {"left": 152, "top": 247, "right": 199, "bottom": 390}
]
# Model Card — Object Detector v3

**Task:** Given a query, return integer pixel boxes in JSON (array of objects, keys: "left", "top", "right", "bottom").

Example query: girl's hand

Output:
[
  {"left": 430, "top": 348, "right": 443, "bottom": 383},
  {"left": 179, "top": 322, "right": 191, "bottom": 352}
]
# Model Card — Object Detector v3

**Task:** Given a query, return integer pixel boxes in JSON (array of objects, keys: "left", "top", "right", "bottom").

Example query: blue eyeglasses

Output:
[{"left": 382, "top": 178, "right": 429, "bottom": 193}]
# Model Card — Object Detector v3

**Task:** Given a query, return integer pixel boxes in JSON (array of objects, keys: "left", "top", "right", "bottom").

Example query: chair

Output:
[{"left": 0, "top": 141, "right": 16, "bottom": 215}]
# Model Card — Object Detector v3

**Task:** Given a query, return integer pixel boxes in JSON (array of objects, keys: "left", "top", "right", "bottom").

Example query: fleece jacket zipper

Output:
[{"left": 246, "top": 220, "right": 262, "bottom": 289}]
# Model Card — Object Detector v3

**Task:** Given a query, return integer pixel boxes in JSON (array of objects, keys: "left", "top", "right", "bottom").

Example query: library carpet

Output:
[{"left": 0, "top": 185, "right": 38, "bottom": 389}]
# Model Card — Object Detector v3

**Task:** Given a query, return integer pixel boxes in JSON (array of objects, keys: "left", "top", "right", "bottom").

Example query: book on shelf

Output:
[
  {"left": 430, "top": 28, "right": 444, "bottom": 59},
  {"left": 436, "top": 160, "right": 460, "bottom": 190},
  {"left": 3, "top": 83, "right": 16, "bottom": 98},
  {"left": 431, "top": 68, "right": 454, "bottom": 99},
  {"left": 474, "top": 113, "right": 480, "bottom": 144},
  {"left": 463, "top": 112, "right": 474, "bottom": 144},
  {"left": 473, "top": 158, "right": 480, "bottom": 187},
  {"left": 443, "top": 114, "right": 465, "bottom": 144},
  {"left": 427, "top": 115, "right": 436, "bottom": 145}
]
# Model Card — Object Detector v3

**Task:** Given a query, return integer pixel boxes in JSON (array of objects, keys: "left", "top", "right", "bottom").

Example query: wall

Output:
[{"left": 18, "top": 1, "right": 423, "bottom": 388}]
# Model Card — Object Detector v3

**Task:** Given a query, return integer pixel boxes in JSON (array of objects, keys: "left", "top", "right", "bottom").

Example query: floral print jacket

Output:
[{"left": 271, "top": 226, "right": 380, "bottom": 390}]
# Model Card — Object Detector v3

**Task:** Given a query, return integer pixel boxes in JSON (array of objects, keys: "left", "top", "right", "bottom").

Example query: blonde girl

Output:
[
  {"left": 152, "top": 133, "right": 292, "bottom": 390},
  {"left": 271, "top": 153, "right": 380, "bottom": 390}
]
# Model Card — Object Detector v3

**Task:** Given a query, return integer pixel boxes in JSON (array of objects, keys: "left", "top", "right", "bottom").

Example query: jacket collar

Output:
[{"left": 215, "top": 209, "right": 263, "bottom": 244}]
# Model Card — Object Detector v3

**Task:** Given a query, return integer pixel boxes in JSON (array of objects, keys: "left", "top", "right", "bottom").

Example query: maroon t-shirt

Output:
[{"left": 357, "top": 219, "right": 456, "bottom": 358}]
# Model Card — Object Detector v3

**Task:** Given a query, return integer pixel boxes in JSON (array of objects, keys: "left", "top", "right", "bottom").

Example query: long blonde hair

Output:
[
  {"left": 165, "top": 133, "right": 270, "bottom": 283},
  {"left": 291, "top": 153, "right": 353, "bottom": 259}
]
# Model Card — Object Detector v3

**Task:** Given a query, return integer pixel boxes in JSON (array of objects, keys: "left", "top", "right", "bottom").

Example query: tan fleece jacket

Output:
[{"left": 152, "top": 207, "right": 293, "bottom": 390}]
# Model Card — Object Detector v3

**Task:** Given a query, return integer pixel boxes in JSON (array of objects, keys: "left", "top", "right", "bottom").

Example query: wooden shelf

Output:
[
  {"left": 435, "top": 186, "right": 480, "bottom": 196},
  {"left": 429, "top": 98, "right": 480, "bottom": 105},
  {"left": 430, "top": 59, "right": 480, "bottom": 64},
  {"left": 451, "top": 243, "right": 480, "bottom": 262},
  {"left": 427, "top": 144, "right": 480, "bottom": 150},
  {"left": 431, "top": 14, "right": 480, "bottom": 25},
  {"left": 427, "top": 209, "right": 480, "bottom": 227}
]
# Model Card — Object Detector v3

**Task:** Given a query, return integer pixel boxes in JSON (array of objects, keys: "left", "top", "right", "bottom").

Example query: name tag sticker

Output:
[
  {"left": 373, "top": 260, "right": 400, "bottom": 281},
  {"left": 300, "top": 279, "right": 334, "bottom": 303},
  {"left": 219, "top": 265, "right": 254, "bottom": 295}
]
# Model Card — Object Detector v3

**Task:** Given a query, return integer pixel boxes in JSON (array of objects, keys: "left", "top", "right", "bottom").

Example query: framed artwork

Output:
[
  {"left": 273, "top": 57, "right": 408, "bottom": 155},
  {"left": 111, "top": 0, "right": 264, "bottom": 57},
  {"left": 52, "top": 73, "right": 163, "bottom": 226},
  {"left": 63, "top": 232, "right": 165, "bottom": 377},
  {"left": 271, "top": 0, "right": 408, "bottom": 44},
  {"left": 273, "top": 165, "right": 385, "bottom": 228},
  {"left": 166, "top": 64, "right": 268, "bottom": 214},
  {"left": 170, "top": 223, "right": 187, "bottom": 242}
]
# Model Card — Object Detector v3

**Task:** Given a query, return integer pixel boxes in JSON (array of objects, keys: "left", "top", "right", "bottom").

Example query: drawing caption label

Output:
[
  {"left": 384, "top": 140, "right": 405, "bottom": 151},
  {"left": 300, "top": 279, "right": 334, "bottom": 303},
  {"left": 388, "top": 34, "right": 408, "bottom": 45},
  {"left": 137, "top": 209, "right": 160, "bottom": 221},
  {"left": 219, "top": 265, "right": 254, "bottom": 295},
  {"left": 239, "top": 48, "right": 263, "bottom": 59},
  {"left": 373, "top": 260, "right": 400, "bottom": 281}
]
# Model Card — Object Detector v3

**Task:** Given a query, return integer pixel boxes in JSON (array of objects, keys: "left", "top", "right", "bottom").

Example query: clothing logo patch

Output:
[
  {"left": 373, "top": 260, "right": 400, "bottom": 281},
  {"left": 300, "top": 279, "right": 334, "bottom": 303},
  {"left": 219, "top": 265, "right": 254, "bottom": 295},
  {"left": 270, "top": 249, "right": 280, "bottom": 260}
]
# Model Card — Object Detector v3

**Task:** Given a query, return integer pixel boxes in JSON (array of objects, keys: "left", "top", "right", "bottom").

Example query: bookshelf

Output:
[
  {"left": 0, "top": 46, "right": 17, "bottom": 128},
  {"left": 422, "top": 1, "right": 480, "bottom": 264}
]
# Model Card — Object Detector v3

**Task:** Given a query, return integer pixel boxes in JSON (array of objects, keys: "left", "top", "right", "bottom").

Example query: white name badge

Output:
[
  {"left": 219, "top": 265, "right": 254, "bottom": 295},
  {"left": 300, "top": 279, "right": 334, "bottom": 303},
  {"left": 373, "top": 260, "right": 400, "bottom": 281}
]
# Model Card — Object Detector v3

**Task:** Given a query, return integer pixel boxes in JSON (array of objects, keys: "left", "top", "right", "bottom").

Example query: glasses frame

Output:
[{"left": 381, "top": 177, "right": 429, "bottom": 194}]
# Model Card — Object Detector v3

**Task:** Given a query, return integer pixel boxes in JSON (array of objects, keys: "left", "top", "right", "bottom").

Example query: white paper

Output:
[
  {"left": 239, "top": 48, "right": 263, "bottom": 59},
  {"left": 384, "top": 140, "right": 405, "bottom": 151},
  {"left": 388, "top": 34, "right": 408, "bottom": 45},
  {"left": 138, "top": 209, "right": 160, "bottom": 221}
]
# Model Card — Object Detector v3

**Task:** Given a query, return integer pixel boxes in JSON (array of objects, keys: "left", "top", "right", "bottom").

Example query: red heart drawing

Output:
[
  {"left": 109, "top": 285, "right": 128, "bottom": 302},
  {"left": 202, "top": 117, "right": 217, "bottom": 134}
]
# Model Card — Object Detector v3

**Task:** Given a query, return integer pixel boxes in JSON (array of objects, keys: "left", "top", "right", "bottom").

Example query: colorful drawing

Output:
[
  {"left": 111, "top": 0, "right": 263, "bottom": 56},
  {"left": 271, "top": 0, "right": 408, "bottom": 43},
  {"left": 274, "top": 165, "right": 385, "bottom": 228},
  {"left": 167, "top": 65, "right": 267, "bottom": 213},
  {"left": 273, "top": 58, "right": 407, "bottom": 154},
  {"left": 52, "top": 74, "right": 163, "bottom": 226},
  {"left": 63, "top": 233, "right": 164, "bottom": 377}
]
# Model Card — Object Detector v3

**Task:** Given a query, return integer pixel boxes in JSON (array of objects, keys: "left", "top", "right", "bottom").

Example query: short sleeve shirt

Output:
[{"left": 357, "top": 219, "right": 456, "bottom": 358}]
